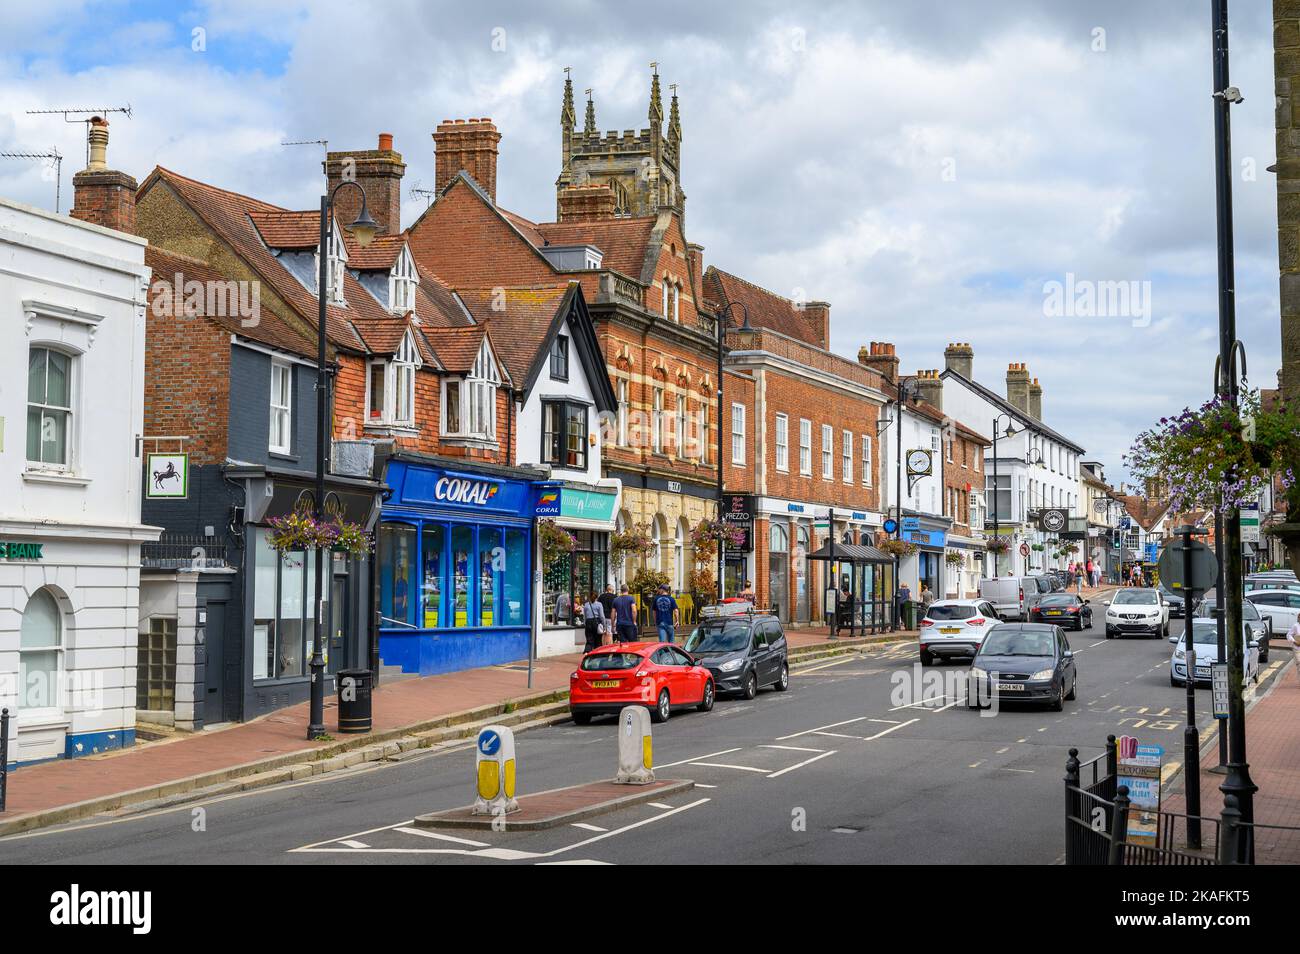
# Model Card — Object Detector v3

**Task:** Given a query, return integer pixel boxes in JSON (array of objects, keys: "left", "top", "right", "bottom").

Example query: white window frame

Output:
[
  {"left": 661, "top": 278, "right": 670, "bottom": 318},
  {"left": 842, "top": 429, "right": 853, "bottom": 483},
  {"left": 316, "top": 218, "right": 348, "bottom": 307},
  {"left": 652, "top": 387, "right": 664, "bottom": 453},
  {"left": 389, "top": 246, "right": 418, "bottom": 313},
  {"left": 676, "top": 395, "right": 689, "bottom": 459},
  {"left": 861, "top": 433, "right": 872, "bottom": 486},
  {"left": 19, "top": 588, "right": 64, "bottom": 721},
  {"left": 731, "top": 402, "right": 746, "bottom": 466},
  {"left": 821, "top": 424, "right": 833, "bottom": 480},
  {"left": 269, "top": 360, "right": 292, "bottom": 454},
  {"left": 366, "top": 334, "right": 420, "bottom": 428},
  {"left": 775, "top": 413, "right": 789, "bottom": 472},
  {"left": 26, "top": 344, "right": 77, "bottom": 471},
  {"left": 799, "top": 418, "right": 812, "bottom": 475},
  {"left": 671, "top": 283, "right": 680, "bottom": 322},
  {"left": 617, "top": 378, "right": 629, "bottom": 446},
  {"left": 442, "top": 339, "right": 499, "bottom": 441}
]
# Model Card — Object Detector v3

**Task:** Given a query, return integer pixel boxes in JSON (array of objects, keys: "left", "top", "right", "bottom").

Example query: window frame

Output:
[
  {"left": 549, "top": 334, "right": 569, "bottom": 382},
  {"left": 542, "top": 399, "right": 589, "bottom": 471},
  {"left": 442, "top": 339, "right": 500, "bottom": 441},
  {"left": 861, "top": 433, "right": 872, "bottom": 486},
  {"left": 730, "top": 402, "right": 746, "bottom": 465},
  {"left": 19, "top": 587, "right": 64, "bottom": 719},
  {"left": 269, "top": 360, "right": 293, "bottom": 455},
  {"left": 26, "top": 345, "right": 76, "bottom": 470},
  {"left": 821, "top": 424, "right": 833, "bottom": 480},
  {"left": 799, "top": 418, "right": 812, "bottom": 476},
  {"left": 775, "top": 413, "right": 789, "bottom": 472},
  {"left": 842, "top": 429, "right": 853, "bottom": 483}
]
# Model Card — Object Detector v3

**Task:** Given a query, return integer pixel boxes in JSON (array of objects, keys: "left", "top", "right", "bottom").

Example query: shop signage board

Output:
[
  {"left": 396, "top": 463, "right": 533, "bottom": 517},
  {"left": 1115, "top": 736, "right": 1163, "bottom": 846},
  {"left": 146, "top": 452, "right": 189, "bottom": 499},
  {"left": 1240, "top": 504, "right": 1260, "bottom": 544},
  {"left": 721, "top": 494, "right": 754, "bottom": 553},
  {"left": 0, "top": 541, "right": 44, "bottom": 561},
  {"left": 534, "top": 486, "right": 561, "bottom": 517},
  {"left": 559, "top": 488, "right": 617, "bottom": 522}
]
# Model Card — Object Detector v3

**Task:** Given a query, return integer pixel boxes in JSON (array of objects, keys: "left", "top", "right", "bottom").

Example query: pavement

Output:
[{"left": 11, "top": 611, "right": 1295, "bottom": 864}]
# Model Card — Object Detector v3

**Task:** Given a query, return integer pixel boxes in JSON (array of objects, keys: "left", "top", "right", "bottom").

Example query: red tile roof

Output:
[
  {"left": 704, "top": 267, "right": 824, "bottom": 346},
  {"left": 343, "top": 233, "right": 406, "bottom": 270},
  {"left": 533, "top": 217, "right": 656, "bottom": 277},
  {"left": 248, "top": 210, "right": 320, "bottom": 249},
  {"left": 454, "top": 284, "right": 572, "bottom": 384}
]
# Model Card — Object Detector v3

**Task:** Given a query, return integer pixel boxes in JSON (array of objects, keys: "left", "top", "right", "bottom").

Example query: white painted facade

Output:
[
  {"left": 0, "top": 196, "right": 158, "bottom": 764},
  {"left": 880, "top": 402, "right": 950, "bottom": 596}
]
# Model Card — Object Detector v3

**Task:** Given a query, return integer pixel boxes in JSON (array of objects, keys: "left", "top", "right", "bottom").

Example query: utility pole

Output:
[{"left": 1173, "top": 525, "right": 1207, "bottom": 849}]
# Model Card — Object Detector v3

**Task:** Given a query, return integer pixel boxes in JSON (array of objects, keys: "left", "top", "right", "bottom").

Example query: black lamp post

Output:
[
  {"left": 308, "top": 180, "right": 380, "bottom": 741},
  {"left": 713, "top": 301, "right": 750, "bottom": 603},
  {"left": 989, "top": 414, "right": 1019, "bottom": 575}
]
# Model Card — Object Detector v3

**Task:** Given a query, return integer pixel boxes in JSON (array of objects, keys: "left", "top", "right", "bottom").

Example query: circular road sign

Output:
[
  {"left": 1019, "top": 542, "right": 1031, "bottom": 558},
  {"left": 477, "top": 729, "right": 501, "bottom": 756},
  {"left": 1157, "top": 539, "right": 1219, "bottom": 594},
  {"left": 883, "top": 518, "right": 899, "bottom": 534}
]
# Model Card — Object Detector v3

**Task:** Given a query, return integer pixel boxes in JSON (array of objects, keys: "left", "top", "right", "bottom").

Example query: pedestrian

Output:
[
  {"left": 1288, "top": 617, "right": 1300, "bottom": 686},
  {"left": 895, "top": 581, "right": 912, "bottom": 630},
  {"left": 581, "top": 590, "right": 607, "bottom": 653},
  {"left": 838, "top": 581, "right": 855, "bottom": 633},
  {"left": 1085, "top": 559, "right": 1094, "bottom": 588},
  {"left": 739, "top": 579, "right": 756, "bottom": 604},
  {"left": 919, "top": 582, "right": 935, "bottom": 612},
  {"left": 652, "top": 584, "right": 680, "bottom": 643},
  {"left": 612, "top": 584, "right": 638, "bottom": 643},
  {"left": 598, "top": 583, "right": 616, "bottom": 626}
]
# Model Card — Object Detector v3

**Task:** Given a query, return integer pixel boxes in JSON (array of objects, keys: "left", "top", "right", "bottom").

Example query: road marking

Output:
[
  {"left": 968, "top": 760, "right": 985, "bottom": 769},
  {"left": 776, "top": 716, "right": 868, "bottom": 740},
  {"left": 768, "top": 750, "right": 837, "bottom": 778},
  {"left": 688, "top": 761, "right": 769, "bottom": 773},
  {"left": 797, "top": 656, "right": 864, "bottom": 674},
  {"left": 570, "top": 822, "right": 607, "bottom": 832},
  {"left": 656, "top": 747, "right": 742, "bottom": 768},
  {"left": 996, "top": 747, "right": 1010, "bottom": 754},
  {"left": 1002, "top": 768, "right": 1035, "bottom": 774},
  {"left": 890, "top": 694, "right": 958, "bottom": 711},
  {"left": 395, "top": 827, "right": 489, "bottom": 847},
  {"left": 647, "top": 802, "right": 674, "bottom": 810},
  {"left": 1090, "top": 641, "right": 1106, "bottom": 647},
  {"left": 1017, "top": 738, "right": 1027, "bottom": 743},
  {"left": 864, "top": 718, "right": 918, "bottom": 740},
  {"left": 339, "top": 839, "right": 369, "bottom": 849},
  {"left": 694, "top": 783, "right": 718, "bottom": 789},
  {"left": 813, "top": 731, "right": 865, "bottom": 739},
  {"left": 762, "top": 744, "right": 825, "bottom": 753}
]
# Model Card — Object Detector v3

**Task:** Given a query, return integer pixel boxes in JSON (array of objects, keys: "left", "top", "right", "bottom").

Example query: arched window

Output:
[
  {"left": 770, "top": 523, "right": 788, "bottom": 553},
  {"left": 674, "top": 519, "right": 686, "bottom": 590},
  {"left": 20, "top": 589, "right": 63, "bottom": 711},
  {"left": 671, "top": 282, "right": 680, "bottom": 322},
  {"left": 661, "top": 277, "right": 670, "bottom": 318}
]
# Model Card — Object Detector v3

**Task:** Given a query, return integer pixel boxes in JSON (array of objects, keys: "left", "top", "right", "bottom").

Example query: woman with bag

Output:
[{"left": 582, "top": 590, "right": 607, "bottom": 653}]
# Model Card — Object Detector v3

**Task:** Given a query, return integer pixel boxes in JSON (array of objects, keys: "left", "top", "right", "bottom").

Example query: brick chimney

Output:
[
  {"left": 944, "top": 341, "right": 973, "bottom": 378},
  {"left": 687, "top": 243, "right": 705, "bottom": 282},
  {"left": 324, "top": 132, "right": 405, "bottom": 236},
  {"left": 1006, "top": 362, "right": 1031, "bottom": 413},
  {"left": 801, "top": 301, "right": 831, "bottom": 349},
  {"left": 858, "top": 341, "right": 899, "bottom": 383},
  {"left": 914, "top": 369, "right": 943, "bottom": 410},
  {"left": 434, "top": 118, "right": 501, "bottom": 203},
  {"left": 1028, "top": 377, "right": 1043, "bottom": 420},
  {"left": 70, "top": 116, "right": 137, "bottom": 234},
  {"left": 556, "top": 183, "right": 615, "bottom": 221}
]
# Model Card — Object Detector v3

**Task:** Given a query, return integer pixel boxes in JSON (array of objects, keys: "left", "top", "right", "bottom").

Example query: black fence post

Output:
[
  {"left": 1218, "top": 793, "right": 1242, "bottom": 865},
  {"left": 1108, "top": 784, "right": 1131, "bottom": 866},
  {"left": 1105, "top": 734, "right": 1117, "bottom": 781},
  {"left": 1064, "top": 747, "right": 1081, "bottom": 865},
  {"left": 0, "top": 707, "right": 9, "bottom": 813}
]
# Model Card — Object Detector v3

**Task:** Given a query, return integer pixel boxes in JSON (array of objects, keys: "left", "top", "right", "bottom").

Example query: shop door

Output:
[
  {"left": 328, "top": 574, "right": 348, "bottom": 675},
  {"left": 202, "top": 600, "right": 228, "bottom": 726},
  {"left": 794, "top": 526, "right": 810, "bottom": 623}
]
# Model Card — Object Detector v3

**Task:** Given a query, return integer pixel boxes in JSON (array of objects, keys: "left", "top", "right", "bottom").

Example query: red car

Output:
[{"left": 569, "top": 642, "right": 715, "bottom": 725}]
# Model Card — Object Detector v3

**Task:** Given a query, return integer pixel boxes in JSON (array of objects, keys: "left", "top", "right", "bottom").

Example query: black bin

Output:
[{"left": 336, "top": 668, "right": 373, "bottom": 734}]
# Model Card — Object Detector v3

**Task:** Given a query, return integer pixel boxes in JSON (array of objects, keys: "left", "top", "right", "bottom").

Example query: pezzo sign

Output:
[{"left": 433, "top": 476, "right": 499, "bottom": 507}]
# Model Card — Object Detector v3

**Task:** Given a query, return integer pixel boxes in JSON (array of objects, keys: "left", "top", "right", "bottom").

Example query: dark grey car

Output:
[
  {"left": 968, "top": 623, "right": 1077, "bottom": 712},
  {"left": 685, "top": 613, "right": 789, "bottom": 699}
]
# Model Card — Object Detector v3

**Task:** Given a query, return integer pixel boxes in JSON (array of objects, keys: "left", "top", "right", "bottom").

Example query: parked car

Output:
[
  {"left": 1193, "top": 598, "right": 1271, "bottom": 662},
  {"left": 569, "top": 642, "right": 714, "bottom": 725},
  {"left": 684, "top": 611, "right": 789, "bottom": 699},
  {"left": 1244, "top": 572, "right": 1300, "bottom": 594},
  {"left": 968, "top": 623, "right": 1077, "bottom": 711},
  {"left": 1103, "top": 588, "right": 1169, "bottom": 639},
  {"left": 1246, "top": 589, "right": 1300, "bottom": 634},
  {"left": 1157, "top": 583, "right": 1187, "bottom": 618},
  {"left": 978, "top": 575, "right": 1049, "bottom": 621},
  {"left": 918, "top": 598, "right": 998, "bottom": 665},
  {"left": 1170, "top": 619, "right": 1259, "bottom": 688},
  {"left": 1030, "top": 593, "right": 1093, "bottom": 630}
]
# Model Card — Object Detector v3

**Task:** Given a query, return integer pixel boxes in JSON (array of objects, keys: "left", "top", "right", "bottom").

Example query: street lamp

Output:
[
  {"left": 307, "top": 179, "right": 381, "bottom": 741},
  {"left": 990, "top": 413, "right": 1019, "bottom": 575},
  {"left": 713, "top": 300, "right": 751, "bottom": 602}
]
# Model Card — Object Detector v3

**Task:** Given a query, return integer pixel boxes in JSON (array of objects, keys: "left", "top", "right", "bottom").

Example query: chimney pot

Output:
[
  {"left": 71, "top": 115, "right": 137, "bottom": 233},
  {"left": 378, "top": 132, "right": 393, "bottom": 151},
  {"left": 325, "top": 134, "right": 406, "bottom": 236}
]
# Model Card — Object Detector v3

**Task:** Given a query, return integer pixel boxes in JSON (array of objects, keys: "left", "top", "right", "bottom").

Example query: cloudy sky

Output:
[{"left": 0, "top": 0, "right": 1282, "bottom": 483}]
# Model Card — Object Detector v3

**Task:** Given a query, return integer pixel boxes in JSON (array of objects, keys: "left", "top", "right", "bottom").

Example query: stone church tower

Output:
[{"left": 556, "top": 64, "right": 685, "bottom": 222}]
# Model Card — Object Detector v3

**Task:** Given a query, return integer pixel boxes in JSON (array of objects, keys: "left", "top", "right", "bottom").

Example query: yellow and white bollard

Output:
[
  {"left": 472, "top": 725, "right": 519, "bottom": 815},
  {"left": 615, "top": 705, "right": 655, "bottom": 784}
]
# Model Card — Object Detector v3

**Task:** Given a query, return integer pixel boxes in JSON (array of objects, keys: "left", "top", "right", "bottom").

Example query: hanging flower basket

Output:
[
  {"left": 328, "top": 519, "right": 374, "bottom": 557},
  {"left": 985, "top": 538, "right": 1011, "bottom": 555},
  {"left": 629, "top": 566, "right": 672, "bottom": 602},
  {"left": 537, "top": 518, "right": 577, "bottom": 566},
  {"left": 944, "top": 551, "right": 964, "bottom": 567},
  {"left": 610, "top": 523, "right": 656, "bottom": 569},
  {"left": 689, "top": 518, "right": 746, "bottom": 564},
  {"left": 688, "top": 567, "right": 717, "bottom": 605},
  {"left": 267, "top": 513, "right": 372, "bottom": 556},
  {"left": 1031, "top": 543, "right": 1046, "bottom": 552},
  {"left": 880, "top": 538, "right": 918, "bottom": 558}
]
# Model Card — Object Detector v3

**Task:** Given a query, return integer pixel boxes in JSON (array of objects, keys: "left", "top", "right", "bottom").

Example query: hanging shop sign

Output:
[
  {"left": 146, "top": 452, "right": 189, "bottom": 499},
  {"left": 722, "top": 494, "right": 755, "bottom": 553}
]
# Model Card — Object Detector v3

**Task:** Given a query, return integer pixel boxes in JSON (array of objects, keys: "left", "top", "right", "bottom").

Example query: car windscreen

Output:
[
  {"left": 926, "top": 604, "right": 977, "bottom": 620},
  {"left": 684, "top": 621, "right": 751, "bottom": 652},
  {"left": 580, "top": 652, "right": 643, "bottom": 671},
  {"left": 1037, "top": 579, "right": 1053, "bottom": 593},
  {"left": 1113, "top": 590, "right": 1158, "bottom": 605},
  {"left": 978, "top": 628, "right": 1056, "bottom": 657},
  {"left": 1038, "top": 595, "right": 1078, "bottom": 606}
]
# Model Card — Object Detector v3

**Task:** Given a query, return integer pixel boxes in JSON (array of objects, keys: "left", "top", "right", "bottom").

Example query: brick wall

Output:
[{"left": 143, "top": 301, "right": 230, "bottom": 465}]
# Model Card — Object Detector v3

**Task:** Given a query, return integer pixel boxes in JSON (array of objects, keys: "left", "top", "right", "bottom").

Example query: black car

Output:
[
  {"left": 968, "top": 623, "right": 1077, "bottom": 711},
  {"left": 1158, "top": 584, "right": 1186, "bottom": 618},
  {"left": 684, "top": 611, "right": 789, "bottom": 699},
  {"left": 1029, "top": 593, "right": 1093, "bottom": 630}
]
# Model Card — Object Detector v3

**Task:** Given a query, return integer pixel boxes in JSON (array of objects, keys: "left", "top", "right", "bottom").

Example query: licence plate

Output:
[
  {"left": 996, "top": 683, "right": 1025, "bottom": 691},
  {"left": 589, "top": 680, "right": 620, "bottom": 688},
  {"left": 940, "top": 627, "right": 961, "bottom": 634},
  {"left": 1045, "top": 610, "right": 1061, "bottom": 615}
]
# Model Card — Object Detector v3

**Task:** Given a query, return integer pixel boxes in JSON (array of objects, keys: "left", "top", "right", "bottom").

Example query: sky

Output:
[{"left": 0, "top": 0, "right": 1283, "bottom": 486}]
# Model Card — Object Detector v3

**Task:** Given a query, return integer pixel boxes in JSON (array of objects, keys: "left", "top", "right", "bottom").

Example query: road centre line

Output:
[{"left": 767, "top": 750, "right": 837, "bottom": 778}]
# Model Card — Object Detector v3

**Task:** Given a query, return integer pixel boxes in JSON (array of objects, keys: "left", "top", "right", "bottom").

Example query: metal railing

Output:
[
  {"left": 142, "top": 534, "right": 229, "bottom": 569},
  {"left": 1, "top": 707, "right": 9, "bottom": 813}
]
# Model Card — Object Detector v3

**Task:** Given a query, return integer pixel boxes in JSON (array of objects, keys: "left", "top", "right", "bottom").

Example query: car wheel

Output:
[
  {"left": 742, "top": 671, "right": 758, "bottom": 700},
  {"left": 1066, "top": 677, "right": 1077, "bottom": 701},
  {"left": 773, "top": 662, "right": 790, "bottom": 691},
  {"left": 651, "top": 688, "right": 671, "bottom": 724},
  {"left": 572, "top": 711, "right": 592, "bottom": 726},
  {"left": 920, "top": 652, "right": 934, "bottom": 667},
  {"left": 696, "top": 680, "right": 715, "bottom": 713},
  {"left": 1170, "top": 674, "right": 1179, "bottom": 687},
  {"left": 1050, "top": 683, "right": 1064, "bottom": 712},
  {"left": 1105, "top": 629, "right": 1115, "bottom": 640}
]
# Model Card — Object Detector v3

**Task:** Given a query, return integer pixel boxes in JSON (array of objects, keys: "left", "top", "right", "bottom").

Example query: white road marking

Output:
[
  {"left": 339, "top": 839, "right": 369, "bottom": 849},
  {"left": 997, "top": 746, "right": 1010, "bottom": 754},
  {"left": 656, "top": 747, "right": 742, "bottom": 769},
  {"left": 864, "top": 718, "right": 919, "bottom": 740},
  {"left": 395, "top": 827, "right": 489, "bottom": 847},
  {"left": 570, "top": 822, "right": 607, "bottom": 832},
  {"left": 687, "top": 761, "right": 769, "bottom": 773},
  {"left": 693, "top": 783, "right": 718, "bottom": 789},
  {"left": 767, "top": 750, "right": 837, "bottom": 778},
  {"left": 776, "top": 716, "right": 868, "bottom": 740},
  {"left": 647, "top": 802, "right": 674, "bottom": 810},
  {"left": 889, "top": 694, "right": 958, "bottom": 711},
  {"left": 814, "top": 731, "right": 865, "bottom": 739},
  {"left": 761, "top": 744, "right": 825, "bottom": 753},
  {"left": 1002, "top": 768, "right": 1035, "bottom": 774},
  {"left": 1090, "top": 641, "right": 1106, "bottom": 648},
  {"left": 797, "top": 656, "right": 864, "bottom": 674},
  {"left": 968, "top": 761, "right": 985, "bottom": 769}
]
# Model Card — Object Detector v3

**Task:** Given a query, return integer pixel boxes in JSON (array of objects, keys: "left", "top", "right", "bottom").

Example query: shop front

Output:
[
  {"left": 541, "top": 483, "right": 620, "bottom": 655},
  {"left": 902, "top": 516, "right": 950, "bottom": 599},
  {"left": 377, "top": 458, "right": 536, "bottom": 676}
]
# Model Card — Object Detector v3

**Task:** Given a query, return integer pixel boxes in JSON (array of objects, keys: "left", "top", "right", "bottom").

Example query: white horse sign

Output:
[{"left": 147, "top": 452, "right": 189, "bottom": 499}]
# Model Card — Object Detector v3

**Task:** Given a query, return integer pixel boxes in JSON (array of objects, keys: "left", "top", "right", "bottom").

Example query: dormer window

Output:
[
  {"left": 315, "top": 218, "right": 348, "bottom": 306},
  {"left": 389, "top": 246, "right": 417, "bottom": 314},
  {"left": 367, "top": 333, "right": 420, "bottom": 428},
  {"left": 442, "top": 338, "right": 501, "bottom": 442}
]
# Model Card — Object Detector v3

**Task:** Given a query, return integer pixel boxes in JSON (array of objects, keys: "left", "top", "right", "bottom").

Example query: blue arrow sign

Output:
[{"left": 478, "top": 729, "right": 501, "bottom": 756}]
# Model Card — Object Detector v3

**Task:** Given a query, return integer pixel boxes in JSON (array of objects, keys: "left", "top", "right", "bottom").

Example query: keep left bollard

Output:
[
  {"left": 615, "top": 705, "right": 655, "bottom": 784},
  {"left": 472, "top": 725, "right": 519, "bottom": 815}
]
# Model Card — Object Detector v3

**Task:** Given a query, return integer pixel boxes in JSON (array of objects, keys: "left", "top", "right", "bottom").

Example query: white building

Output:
[{"left": 0, "top": 195, "right": 157, "bottom": 764}]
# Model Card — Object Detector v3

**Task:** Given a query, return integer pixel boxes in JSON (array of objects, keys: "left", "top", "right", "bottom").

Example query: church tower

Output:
[{"left": 555, "top": 63, "right": 684, "bottom": 222}]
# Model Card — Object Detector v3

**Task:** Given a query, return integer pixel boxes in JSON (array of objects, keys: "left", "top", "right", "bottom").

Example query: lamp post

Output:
[
  {"left": 713, "top": 301, "right": 751, "bottom": 604},
  {"left": 307, "top": 180, "right": 380, "bottom": 741},
  {"left": 990, "top": 414, "right": 1019, "bottom": 575}
]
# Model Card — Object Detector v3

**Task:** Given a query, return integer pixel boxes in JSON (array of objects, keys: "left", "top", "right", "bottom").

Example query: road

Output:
[{"left": 2, "top": 614, "right": 1289, "bottom": 864}]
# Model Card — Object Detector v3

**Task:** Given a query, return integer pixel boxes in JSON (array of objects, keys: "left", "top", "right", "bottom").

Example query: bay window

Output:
[
  {"left": 389, "top": 247, "right": 417, "bottom": 313},
  {"left": 368, "top": 335, "right": 419, "bottom": 427},
  {"left": 543, "top": 400, "right": 588, "bottom": 470}
]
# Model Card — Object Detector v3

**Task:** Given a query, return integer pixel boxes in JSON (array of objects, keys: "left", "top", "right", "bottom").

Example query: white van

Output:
[{"left": 978, "top": 576, "right": 1044, "bottom": 621}]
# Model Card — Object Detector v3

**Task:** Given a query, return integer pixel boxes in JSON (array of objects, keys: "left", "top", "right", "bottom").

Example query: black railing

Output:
[
  {"left": 1, "top": 707, "right": 9, "bottom": 813},
  {"left": 142, "top": 535, "right": 229, "bottom": 569}
]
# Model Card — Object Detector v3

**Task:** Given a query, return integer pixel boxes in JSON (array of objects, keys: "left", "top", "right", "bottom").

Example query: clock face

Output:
[{"left": 907, "top": 450, "right": 931, "bottom": 474}]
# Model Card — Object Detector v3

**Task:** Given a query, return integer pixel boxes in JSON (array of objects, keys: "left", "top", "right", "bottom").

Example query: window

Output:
[
  {"left": 389, "top": 246, "right": 417, "bottom": 313},
  {"left": 269, "top": 361, "right": 292, "bottom": 454},
  {"left": 672, "top": 283, "right": 680, "bottom": 322},
  {"left": 137, "top": 617, "right": 177, "bottom": 712},
  {"left": 676, "top": 395, "right": 689, "bottom": 459},
  {"left": 20, "top": 589, "right": 62, "bottom": 711},
  {"left": 542, "top": 400, "right": 588, "bottom": 470},
  {"left": 775, "top": 413, "right": 789, "bottom": 471},
  {"left": 799, "top": 419, "right": 812, "bottom": 475},
  {"left": 700, "top": 400, "right": 709, "bottom": 464},
  {"left": 617, "top": 379, "right": 629, "bottom": 446},
  {"left": 442, "top": 339, "right": 500, "bottom": 441},
  {"left": 316, "top": 219, "right": 348, "bottom": 306},
  {"left": 946, "top": 437, "right": 954, "bottom": 462},
  {"left": 27, "top": 346, "right": 73, "bottom": 468},
  {"left": 652, "top": 387, "right": 664, "bottom": 453},
  {"left": 544, "top": 530, "right": 609, "bottom": 627},
  {"left": 661, "top": 279, "right": 670, "bottom": 317},
  {"left": 822, "top": 424, "right": 833, "bottom": 479},
  {"left": 731, "top": 402, "right": 746, "bottom": 465},
  {"left": 549, "top": 334, "right": 569, "bottom": 381},
  {"left": 861, "top": 434, "right": 872, "bottom": 485},
  {"left": 367, "top": 336, "right": 418, "bottom": 427},
  {"left": 841, "top": 430, "right": 853, "bottom": 483}
]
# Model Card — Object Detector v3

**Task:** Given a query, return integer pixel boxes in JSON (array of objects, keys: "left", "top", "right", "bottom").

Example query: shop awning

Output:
[{"left": 805, "top": 541, "right": 892, "bottom": 564}]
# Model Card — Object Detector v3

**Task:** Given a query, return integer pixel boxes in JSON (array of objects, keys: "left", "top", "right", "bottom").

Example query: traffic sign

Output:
[
  {"left": 478, "top": 728, "right": 501, "bottom": 756},
  {"left": 882, "top": 518, "right": 898, "bottom": 535},
  {"left": 1211, "top": 664, "right": 1230, "bottom": 719},
  {"left": 1019, "top": 542, "right": 1031, "bottom": 558},
  {"left": 1157, "top": 538, "right": 1218, "bottom": 593}
]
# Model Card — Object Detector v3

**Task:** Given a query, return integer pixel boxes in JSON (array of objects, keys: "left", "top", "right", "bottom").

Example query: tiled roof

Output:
[
  {"left": 344, "top": 233, "right": 405, "bottom": 270},
  {"left": 144, "top": 246, "right": 317, "bottom": 359},
  {"left": 704, "top": 267, "right": 823, "bottom": 345},
  {"left": 893, "top": 376, "right": 991, "bottom": 445},
  {"left": 498, "top": 207, "right": 545, "bottom": 247},
  {"left": 425, "top": 325, "right": 488, "bottom": 374},
  {"left": 1118, "top": 495, "right": 1170, "bottom": 531},
  {"left": 454, "top": 284, "right": 571, "bottom": 384},
  {"left": 533, "top": 217, "right": 657, "bottom": 277},
  {"left": 248, "top": 210, "right": 320, "bottom": 249}
]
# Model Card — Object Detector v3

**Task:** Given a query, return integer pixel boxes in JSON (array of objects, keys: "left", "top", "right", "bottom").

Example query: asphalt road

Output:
[{"left": 3, "top": 614, "right": 1289, "bottom": 865}]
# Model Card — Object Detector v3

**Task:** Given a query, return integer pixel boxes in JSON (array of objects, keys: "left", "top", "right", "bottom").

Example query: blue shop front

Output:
[{"left": 377, "top": 457, "right": 541, "bottom": 676}]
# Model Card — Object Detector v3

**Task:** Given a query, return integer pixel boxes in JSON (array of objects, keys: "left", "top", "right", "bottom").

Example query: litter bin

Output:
[
  {"left": 336, "top": 668, "right": 373, "bottom": 734},
  {"left": 901, "top": 600, "right": 918, "bottom": 630}
]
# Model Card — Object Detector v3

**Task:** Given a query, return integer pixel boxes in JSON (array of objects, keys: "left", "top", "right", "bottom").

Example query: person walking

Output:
[
  {"left": 652, "top": 584, "right": 680, "bottom": 643},
  {"left": 1288, "top": 617, "right": 1300, "bottom": 686},
  {"left": 581, "top": 591, "right": 607, "bottom": 653},
  {"left": 1085, "top": 559, "right": 1094, "bottom": 589},
  {"left": 895, "top": 582, "right": 912, "bottom": 630},
  {"left": 919, "top": 582, "right": 935, "bottom": 614},
  {"left": 612, "top": 584, "right": 638, "bottom": 643},
  {"left": 598, "top": 583, "right": 616, "bottom": 627}
]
